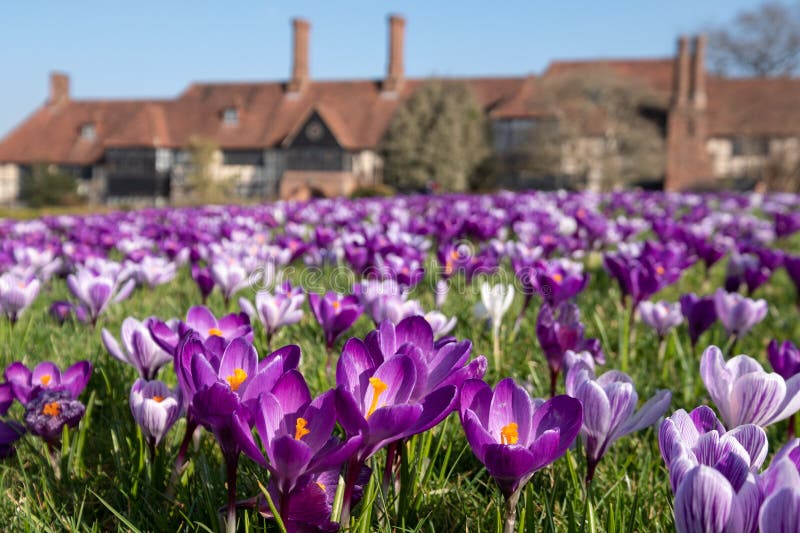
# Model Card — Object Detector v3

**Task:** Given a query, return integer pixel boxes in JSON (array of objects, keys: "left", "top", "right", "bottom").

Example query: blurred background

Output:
[{"left": 0, "top": 0, "right": 798, "bottom": 208}]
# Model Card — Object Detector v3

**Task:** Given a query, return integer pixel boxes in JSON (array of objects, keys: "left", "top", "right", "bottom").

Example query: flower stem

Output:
[
  {"left": 168, "top": 418, "right": 197, "bottom": 496},
  {"left": 381, "top": 441, "right": 398, "bottom": 498},
  {"left": 339, "top": 457, "right": 362, "bottom": 530},
  {"left": 492, "top": 327, "right": 501, "bottom": 371},
  {"left": 502, "top": 488, "right": 522, "bottom": 533},
  {"left": 225, "top": 453, "right": 239, "bottom": 533},
  {"left": 549, "top": 367, "right": 558, "bottom": 398}
]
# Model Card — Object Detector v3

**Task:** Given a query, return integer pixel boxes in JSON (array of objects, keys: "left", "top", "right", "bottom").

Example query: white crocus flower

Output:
[{"left": 478, "top": 282, "right": 515, "bottom": 369}]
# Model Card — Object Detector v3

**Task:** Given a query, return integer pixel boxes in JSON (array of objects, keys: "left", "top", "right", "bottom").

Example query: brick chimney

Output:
[
  {"left": 691, "top": 34, "right": 707, "bottom": 109},
  {"left": 673, "top": 36, "right": 690, "bottom": 107},
  {"left": 288, "top": 18, "right": 310, "bottom": 94},
  {"left": 49, "top": 72, "right": 70, "bottom": 106},
  {"left": 383, "top": 15, "right": 406, "bottom": 93}
]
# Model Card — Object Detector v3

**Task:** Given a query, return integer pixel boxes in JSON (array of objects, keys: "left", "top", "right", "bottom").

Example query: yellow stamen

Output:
[
  {"left": 332, "top": 300, "right": 341, "bottom": 311},
  {"left": 655, "top": 265, "right": 665, "bottom": 275},
  {"left": 208, "top": 327, "right": 223, "bottom": 337},
  {"left": 552, "top": 273, "right": 563, "bottom": 283},
  {"left": 226, "top": 368, "right": 248, "bottom": 392},
  {"left": 152, "top": 395, "right": 165, "bottom": 403},
  {"left": 294, "top": 417, "right": 310, "bottom": 440},
  {"left": 450, "top": 250, "right": 460, "bottom": 260},
  {"left": 366, "top": 377, "right": 389, "bottom": 418},
  {"left": 316, "top": 481, "right": 326, "bottom": 491},
  {"left": 444, "top": 261, "right": 453, "bottom": 275},
  {"left": 40, "top": 374, "right": 52, "bottom": 386},
  {"left": 42, "top": 402, "right": 61, "bottom": 417},
  {"left": 500, "top": 422, "right": 519, "bottom": 445}
]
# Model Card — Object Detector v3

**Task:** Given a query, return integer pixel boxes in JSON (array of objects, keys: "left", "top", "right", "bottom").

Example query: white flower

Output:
[{"left": 479, "top": 282, "right": 515, "bottom": 330}]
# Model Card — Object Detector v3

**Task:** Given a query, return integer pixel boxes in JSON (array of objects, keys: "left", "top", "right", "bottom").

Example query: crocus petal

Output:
[
  {"left": 758, "top": 488, "right": 800, "bottom": 533},
  {"left": 617, "top": 389, "right": 672, "bottom": 438},
  {"left": 673, "top": 466, "right": 734, "bottom": 533},
  {"left": 186, "top": 305, "right": 217, "bottom": 333},
  {"left": 768, "top": 373, "right": 800, "bottom": 425},
  {"left": 364, "top": 403, "right": 423, "bottom": 459},
  {"left": 4, "top": 362, "right": 32, "bottom": 404},
  {"left": 725, "top": 424, "right": 768, "bottom": 470},
  {"left": 61, "top": 361, "right": 91, "bottom": 399},
  {"left": 101, "top": 328, "right": 129, "bottom": 364},
  {"left": 482, "top": 444, "right": 536, "bottom": 497},
  {"left": 729, "top": 372, "right": 785, "bottom": 427}
]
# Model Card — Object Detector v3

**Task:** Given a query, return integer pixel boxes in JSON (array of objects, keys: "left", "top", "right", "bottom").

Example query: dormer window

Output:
[
  {"left": 222, "top": 107, "right": 239, "bottom": 126},
  {"left": 79, "top": 122, "right": 96, "bottom": 141}
]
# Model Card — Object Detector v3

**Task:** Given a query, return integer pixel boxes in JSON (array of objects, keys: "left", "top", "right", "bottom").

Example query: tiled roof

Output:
[
  {"left": 706, "top": 77, "right": 800, "bottom": 137},
  {"left": 1, "top": 62, "right": 799, "bottom": 166},
  {"left": 0, "top": 77, "right": 526, "bottom": 164},
  {"left": 544, "top": 58, "right": 676, "bottom": 95}
]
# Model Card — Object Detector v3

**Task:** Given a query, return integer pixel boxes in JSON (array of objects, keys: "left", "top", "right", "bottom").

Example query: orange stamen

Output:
[
  {"left": 226, "top": 368, "right": 248, "bottom": 392},
  {"left": 208, "top": 327, "right": 223, "bottom": 337},
  {"left": 500, "top": 422, "right": 519, "bottom": 445},
  {"left": 40, "top": 374, "right": 52, "bottom": 386},
  {"left": 42, "top": 402, "right": 61, "bottom": 417},
  {"left": 366, "top": 377, "right": 389, "bottom": 418},
  {"left": 294, "top": 417, "right": 310, "bottom": 440}
]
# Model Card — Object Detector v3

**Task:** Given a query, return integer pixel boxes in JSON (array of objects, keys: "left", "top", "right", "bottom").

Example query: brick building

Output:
[{"left": 0, "top": 15, "right": 798, "bottom": 204}]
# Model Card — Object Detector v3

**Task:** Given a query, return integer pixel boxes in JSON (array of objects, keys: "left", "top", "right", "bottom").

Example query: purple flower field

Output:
[{"left": 0, "top": 190, "right": 799, "bottom": 532}]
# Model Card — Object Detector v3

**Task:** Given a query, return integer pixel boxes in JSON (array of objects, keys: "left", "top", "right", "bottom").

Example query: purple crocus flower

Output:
[
  {"left": 239, "top": 282, "right": 305, "bottom": 348},
  {"left": 536, "top": 302, "right": 604, "bottom": 396},
  {"left": 245, "top": 385, "right": 362, "bottom": 493},
  {"left": 460, "top": 378, "right": 583, "bottom": 496},
  {"left": 180, "top": 335, "right": 298, "bottom": 533},
  {"left": 4, "top": 360, "right": 91, "bottom": 406},
  {"left": 638, "top": 300, "right": 683, "bottom": 338},
  {"left": 659, "top": 406, "right": 767, "bottom": 493},
  {"left": 700, "top": 345, "right": 800, "bottom": 428},
  {"left": 102, "top": 317, "right": 173, "bottom": 380},
  {"left": 784, "top": 254, "right": 800, "bottom": 306},
  {"left": 531, "top": 259, "right": 589, "bottom": 307},
  {"left": 149, "top": 305, "right": 253, "bottom": 357},
  {"left": 334, "top": 317, "right": 478, "bottom": 526},
  {"left": 679, "top": 293, "right": 717, "bottom": 349},
  {"left": 0, "top": 273, "right": 41, "bottom": 324},
  {"left": 24, "top": 389, "right": 86, "bottom": 443},
  {"left": 768, "top": 340, "right": 800, "bottom": 380},
  {"left": 66, "top": 265, "right": 136, "bottom": 326},
  {"left": 459, "top": 378, "right": 582, "bottom": 531},
  {"left": 0, "top": 420, "right": 24, "bottom": 457},
  {"left": 0, "top": 382, "right": 12, "bottom": 415},
  {"left": 210, "top": 256, "right": 251, "bottom": 305},
  {"left": 129, "top": 378, "right": 181, "bottom": 448},
  {"left": 129, "top": 255, "right": 176, "bottom": 288},
  {"left": 713, "top": 289, "right": 767, "bottom": 341},
  {"left": 191, "top": 264, "right": 215, "bottom": 304},
  {"left": 566, "top": 361, "right": 671, "bottom": 482},
  {"left": 309, "top": 292, "right": 363, "bottom": 350}
]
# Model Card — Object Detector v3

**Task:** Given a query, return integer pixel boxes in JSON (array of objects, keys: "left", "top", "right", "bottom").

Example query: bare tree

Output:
[
  {"left": 707, "top": 1, "right": 800, "bottom": 76},
  {"left": 381, "top": 80, "right": 491, "bottom": 193},
  {"left": 523, "top": 69, "right": 666, "bottom": 191}
]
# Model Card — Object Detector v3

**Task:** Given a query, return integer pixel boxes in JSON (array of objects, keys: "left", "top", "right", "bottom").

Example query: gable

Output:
[{"left": 283, "top": 110, "right": 341, "bottom": 148}]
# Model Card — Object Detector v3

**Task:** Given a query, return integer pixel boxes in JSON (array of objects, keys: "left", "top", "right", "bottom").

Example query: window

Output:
[
  {"left": 222, "top": 107, "right": 239, "bottom": 126},
  {"left": 731, "top": 137, "right": 769, "bottom": 157},
  {"left": 492, "top": 119, "right": 535, "bottom": 153},
  {"left": 155, "top": 149, "right": 173, "bottom": 173},
  {"left": 79, "top": 123, "right": 96, "bottom": 141}
]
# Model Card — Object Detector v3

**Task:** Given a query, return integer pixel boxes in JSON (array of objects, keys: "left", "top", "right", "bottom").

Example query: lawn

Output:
[{"left": 0, "top": 191, "right": 798, "bottom": 532}]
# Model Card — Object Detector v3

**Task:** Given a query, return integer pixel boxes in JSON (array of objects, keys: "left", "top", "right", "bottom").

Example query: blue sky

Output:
[{"left": 0, "top": 0, "right": 769, "bottom": 137}]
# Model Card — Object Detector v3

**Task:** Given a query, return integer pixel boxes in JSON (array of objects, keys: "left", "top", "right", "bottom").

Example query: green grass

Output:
[{"left": 1, "top": 244, "right": 799, "bottom": 532}]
